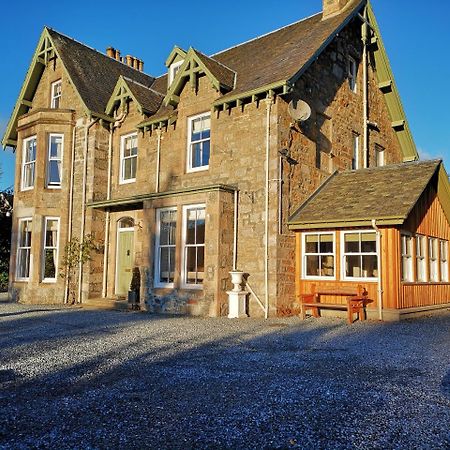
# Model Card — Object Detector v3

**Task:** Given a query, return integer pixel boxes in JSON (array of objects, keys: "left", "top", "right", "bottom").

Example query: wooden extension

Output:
[{"left": 300, "top": 284, "right": 373, "bottom": 324}]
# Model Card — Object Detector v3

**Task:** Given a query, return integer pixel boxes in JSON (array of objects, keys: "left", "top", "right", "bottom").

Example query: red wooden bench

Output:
[{"left": 300, "top": 284, "right": 373, "bottom": 324}]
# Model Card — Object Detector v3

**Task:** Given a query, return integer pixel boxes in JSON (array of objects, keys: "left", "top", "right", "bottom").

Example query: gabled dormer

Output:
[
  {"left": 166, "top": 46, "right": 187, "bottom": 87},
  {"left": 105, "top": 76, "right": 164, "bottom": 116},
  {"left": 163, "top": 47, "right": 236, "bottom": 107}
]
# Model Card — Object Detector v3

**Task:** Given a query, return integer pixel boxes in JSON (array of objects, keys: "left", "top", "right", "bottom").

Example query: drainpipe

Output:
[
  {"left": 233, "top": 190, "right": 238, "bottom": 271},
  {"left": 362, "top": 5, "right": 369, "bottom": 168},
  {"left": 155, "top": 128, "right": 162, "bottom": 193},
  {"left": 77, "top": 116, "right": 99, "bottom": 304},
  {"left": 64, "top": 122, "right": 77, "bottom": 304},
  {"left": 102, "top": 111, "right": 127, "bottom": 298},
  {"left": 371, "top": 219, "right": 383, "bottom": 320},
  {"left": 264, "top": 96, "right": 273, "bottom": 320}
]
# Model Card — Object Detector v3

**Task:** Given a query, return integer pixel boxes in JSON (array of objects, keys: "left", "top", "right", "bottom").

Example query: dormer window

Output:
[
  {"left": 168, "top": 60, "right": 184, "bottom": 86},
  {"left": 51, "top": 80, "right": 62, "bottom": 108}
]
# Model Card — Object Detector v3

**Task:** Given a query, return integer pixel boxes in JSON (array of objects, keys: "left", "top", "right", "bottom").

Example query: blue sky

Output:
[{"left": 1, "top": 0, "right": 449, "bottom": 190}]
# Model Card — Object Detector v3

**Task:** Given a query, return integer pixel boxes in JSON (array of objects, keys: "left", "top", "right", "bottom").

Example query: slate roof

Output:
[
  {"left": 288, "top": 160, "right": 442, "bottom": 228},
  {"left": 193, "top": 50, "right": 236, "bottom": 90},
  {"left": 213, "top": 0, "right": 363, "bottom": 101},
  {"left": 123, "top": 78, "right": 164, "bottom": 115},
  {"left": 47, "top": 28, "right": 156, "bottom": 114}
]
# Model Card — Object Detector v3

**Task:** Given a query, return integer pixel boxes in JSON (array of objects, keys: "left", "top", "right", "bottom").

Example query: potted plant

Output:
[{"left": 128, "top": 267, "right": 141, "bottom": 310}]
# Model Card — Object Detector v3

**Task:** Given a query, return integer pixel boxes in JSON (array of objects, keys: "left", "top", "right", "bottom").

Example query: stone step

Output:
[{"left": 82, "top": 298, "right": 129, "bottom": 311}]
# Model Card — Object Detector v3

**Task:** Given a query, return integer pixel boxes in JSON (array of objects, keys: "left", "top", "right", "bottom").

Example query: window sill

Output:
[
  {"left": 119, "top": 178, "right": 136, "bottom": 185},
  {"left": 186, "top": 166, "right": 209, "bottom": 174},
  {"left": 302, "top": 276, "right": 336, "bottom": 281}
]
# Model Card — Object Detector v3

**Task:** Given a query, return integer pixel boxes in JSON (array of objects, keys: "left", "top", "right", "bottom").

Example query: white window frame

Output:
[
  {"left": 429, "top": 237, "right": 439, "bottom": 282},
  {"left": 168, "top": 60, "right": 184, "bottom": 86},
  {"left": 51, "top": 79, "right": 62, "bottom": 108},
  {"left": 440, "top": 239, "right": 449, "bottom": 282},
  {"left": 351, "top": 133, "right": 359, "bottom": 170},
  {"left": 181, "top": 204, "right": 206, "bottom": 289},
  {"left": 119, "top": 132, "right": 138, "bottom": 184},
  {"left": 154, "top": 207, "right": 177, "bottom": 289},
  {"left": 42, "top": 217, "right": 60, "bottom": 283},
  {"left": 302, "top": 232, "right": 336, "bottom": 280},
  {"left": 341, "top": 230, "right": 378, "bottom": 281},
  {"left": 401, "top": 233, "right": 414, "bottom": 282},
  {"left": 348, "top": 56, "right": 357, "bottom": 93},
  {"left": 46, "top": 133, "right": 64, "bottom": 188},
  {"left": 21, "top": 136, "right": 37, "bottom": 191},
  {"left": 187, "top": 113, "right": 211, "bottom": 173},
  {"left": 16, "top": 218, "right": 33, "bottom": 281},
  {"left": 416, "top": 234, "right": 427, "bottom": 282}
]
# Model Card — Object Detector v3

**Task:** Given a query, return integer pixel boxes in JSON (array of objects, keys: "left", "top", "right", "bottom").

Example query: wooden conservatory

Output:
[{"left": 288, "top": 160, "right": 450, "bottom": 321}]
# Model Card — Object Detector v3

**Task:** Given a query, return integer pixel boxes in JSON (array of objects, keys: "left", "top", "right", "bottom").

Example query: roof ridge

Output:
[
  {"left": 45, "top": 26, "right": 155, "bottom": 80},
  {"left": 209, "top": 11, "right": 322, "bottom": 58},
  {"left": 122, "top": 76, "right": 165, "bottom": 97}
]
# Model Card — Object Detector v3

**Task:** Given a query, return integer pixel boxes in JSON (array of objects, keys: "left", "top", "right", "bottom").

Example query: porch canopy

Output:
[{"left": 288, "top": 160, "right": 450, "bottom": 230}]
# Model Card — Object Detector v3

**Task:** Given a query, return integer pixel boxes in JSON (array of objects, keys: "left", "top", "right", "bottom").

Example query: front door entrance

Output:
[{"left": 115, "top": 218, "right": 135, "bottom": 296}]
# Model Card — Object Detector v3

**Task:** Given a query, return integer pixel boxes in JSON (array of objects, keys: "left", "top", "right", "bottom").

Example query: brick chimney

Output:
[{"left": 322, "top": 0, "right": 352, "bottom": 19}]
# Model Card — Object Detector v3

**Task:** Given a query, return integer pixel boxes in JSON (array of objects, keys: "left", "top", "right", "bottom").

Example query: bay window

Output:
[
  {"left": 155, "top": 208, "right": 177, "bottom": 287},
  {"left": 16, "top": 218, "right": 32, "bottom": 280},
  {"left": 302, "top": 232, "right": 335, "bottom": 279},
  {"left": 182, "top": 205, "right": 205, "bottom": 287},
  {"left": 342, "top": 231, "right": 378, "bottom": 280},
  {"left": 22, "top": 136, "right": 37, "bottom": 190},
  {"left": 42, "top": 218, "right": 60, "bottom": 282},
  {"left": 47, "top": 134, "right": 63, "bottom": 187}
]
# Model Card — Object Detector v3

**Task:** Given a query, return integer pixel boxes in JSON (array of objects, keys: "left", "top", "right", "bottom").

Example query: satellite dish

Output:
[{"left": 288, "top": 99, "right": 311, "bottom": 122}]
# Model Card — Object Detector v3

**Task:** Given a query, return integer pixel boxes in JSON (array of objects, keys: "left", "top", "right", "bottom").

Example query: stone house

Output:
[{"left": 2, "top": 0, "right": 422, "bottom": 317}]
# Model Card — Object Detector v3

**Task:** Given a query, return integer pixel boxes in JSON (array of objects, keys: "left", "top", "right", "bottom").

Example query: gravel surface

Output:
[{"left": 0, "top": 304, "right": 449, "bottom": 449}]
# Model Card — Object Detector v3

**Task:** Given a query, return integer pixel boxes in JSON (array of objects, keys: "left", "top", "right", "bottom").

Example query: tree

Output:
[
  {"left": 0, "top": 163, "right": 13, "bottom": 291},
  {"left": 59, "top": 235, "right": 97, "bottom": 304}
]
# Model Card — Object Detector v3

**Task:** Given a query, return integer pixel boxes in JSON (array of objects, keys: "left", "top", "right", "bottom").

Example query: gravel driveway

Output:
[{"left": 0, "top": 304, "right": 449, "bottom": 449}]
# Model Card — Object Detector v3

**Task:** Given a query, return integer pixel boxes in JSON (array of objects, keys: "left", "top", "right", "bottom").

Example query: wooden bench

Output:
[{"left": 300, "top": 284, "right": 373, "bottom": 324}]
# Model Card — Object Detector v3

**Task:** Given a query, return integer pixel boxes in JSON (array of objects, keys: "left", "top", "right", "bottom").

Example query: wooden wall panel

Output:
[
  {"left": 405, "top": 188, "right": 450, "bottom": 239},
  {"left": 401, "top": 284, "right": 450, "bottom": 309},
  {"left": 381, "top": 228, "right": 401, "bottom": 309}
]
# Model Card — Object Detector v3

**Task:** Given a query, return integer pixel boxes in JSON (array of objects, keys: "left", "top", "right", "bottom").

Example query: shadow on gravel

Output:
[
  {"left": 0, "top": 308, "right": 69, "bottom": 318},
  {"left": 442, "top": 369, "right": 450, "bottom": 399},
  {"left": 0, "top": 306, "right": 449, "bottom": 449}
]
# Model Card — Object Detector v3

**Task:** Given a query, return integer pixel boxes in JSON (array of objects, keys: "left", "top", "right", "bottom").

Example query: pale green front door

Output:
[{"left": 116, "top": 230, "right": 134, "bottom": 296}]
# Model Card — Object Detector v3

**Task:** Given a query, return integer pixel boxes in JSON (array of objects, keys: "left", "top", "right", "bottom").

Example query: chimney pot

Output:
[
  {"left": 138, "top": 59, "right": 144, "bottom": 72},
  {"left": 106, "top": 47, "right": 115, "bottom": 58},
  {"left": 126, "top": 55, "right": 133, "bottom": 67},
  {"left": 322, "top": 0, "right": 351, "bottom": 19},
  {"left": 132, "top": 57, "right": 139, "bottom": 70},
  {"left": 115, "top": 49, "right": 121, "bottom": 61}
]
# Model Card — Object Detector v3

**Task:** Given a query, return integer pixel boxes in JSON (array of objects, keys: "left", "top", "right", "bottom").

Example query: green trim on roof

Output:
[
  {"left": 367, "top": 1, "right": 418, "bottom": 162},
  {"left": 2, "top": 27, "right": 93, "bottom": 150},
  {"left": 437, "top": 164, "right": 450, "bottom": 226},
  {"left": 88, "top": 184, "right": 238, "bottom": 209},
  {"left": 105, "top": 76, "right": 150, "bottom": 115},
  {"left": 289, "top": 217, "right": 404, "bottom": 230},
  {"left": 163, "top": 48, "right": 229, "bottom": 107},
  {"left": 165, "top": 46, "right": 187, "bottom": 67},
  {"left": 137, "top": 111, "right": 178, "bottom": 130}
]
